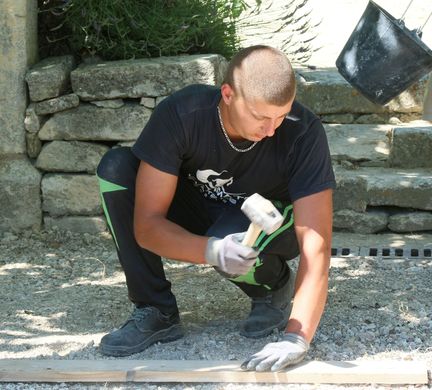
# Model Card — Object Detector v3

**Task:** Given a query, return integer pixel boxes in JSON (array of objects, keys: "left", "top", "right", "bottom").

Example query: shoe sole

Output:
[
  {"left": 99, "top": 324, "right": 184, "bottom": 357},
  {"left": 239, "top": 317, "right": 288, "bottom": 339}
]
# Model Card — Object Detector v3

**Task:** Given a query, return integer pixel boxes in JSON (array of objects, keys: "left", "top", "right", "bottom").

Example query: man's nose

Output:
[{"left": 263, "top": 119, "right": 277, "bottom": 136}]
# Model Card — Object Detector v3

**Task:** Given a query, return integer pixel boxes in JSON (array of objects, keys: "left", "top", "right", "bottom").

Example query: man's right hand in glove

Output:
[{"left": 205, "top": 233, "right": 259, "bottom": 275}]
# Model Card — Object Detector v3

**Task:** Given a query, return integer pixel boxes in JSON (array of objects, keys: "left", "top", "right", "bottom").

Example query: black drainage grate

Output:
[{"left": 331, "top": 247, "right": 432, "bottom": 259}]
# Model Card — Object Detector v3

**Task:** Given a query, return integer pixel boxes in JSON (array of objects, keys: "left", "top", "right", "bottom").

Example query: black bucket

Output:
[{"left": 336, "top": 0, "right": 432, "bottom": 105}]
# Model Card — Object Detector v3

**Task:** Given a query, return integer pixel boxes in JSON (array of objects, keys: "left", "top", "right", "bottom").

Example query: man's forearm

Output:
[
  {"left": 285, "top": 253, "right": 330, "bottom": 343},
  {"left": 134, "top": 215, "right": 208, "bottom": 265}
]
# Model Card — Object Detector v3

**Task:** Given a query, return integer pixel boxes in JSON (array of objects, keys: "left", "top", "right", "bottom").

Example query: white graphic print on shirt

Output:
[{"left": 188, "top": 169, "right": 246, "bottom": 204}]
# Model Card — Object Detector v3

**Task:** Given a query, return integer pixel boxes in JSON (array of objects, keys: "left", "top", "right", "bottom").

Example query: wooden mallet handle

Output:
[{"left": 242, "top": 223, "right": 262, "bottom": 247}]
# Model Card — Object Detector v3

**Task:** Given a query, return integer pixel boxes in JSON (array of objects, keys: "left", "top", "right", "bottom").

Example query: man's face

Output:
[{"left": 222, "top": 84, "right": 294, "bottom": 142}]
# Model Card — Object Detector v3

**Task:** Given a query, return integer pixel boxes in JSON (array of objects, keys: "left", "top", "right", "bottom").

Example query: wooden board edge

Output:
[{"left": 0, "top": 359, "right": 429, "bottom": 385}]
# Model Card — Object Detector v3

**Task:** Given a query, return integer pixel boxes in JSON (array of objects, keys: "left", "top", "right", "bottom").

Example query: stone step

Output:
[
  {"left": 388, "top": 125, "right": 432, "bottom": 168},
  {"left": 326, "top": 124, "right": 391, "bottom": 167},
  {"left": 333, "top": 208, "right": 432, "bottom": 234},
  {"left": 295, "top": 68, "right": 427, "bottom": 115},
  {"left": 326, "top": 123, "right": 432, "bottom": 168},
  {"left": 334, "top": 167, "right": 432, "bottom": 233},
  {"left": 335, "top": 167, "right": 432, "bottom": 211}
]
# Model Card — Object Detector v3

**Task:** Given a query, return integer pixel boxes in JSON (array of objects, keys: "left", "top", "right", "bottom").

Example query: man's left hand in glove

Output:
[{"left": 241, "top": 333, "right": 309, "bottom": 372}]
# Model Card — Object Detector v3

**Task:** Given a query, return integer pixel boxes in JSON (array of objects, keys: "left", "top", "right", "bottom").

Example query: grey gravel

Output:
[{"left": 0, "top": 228, "right": 431, "bottom": 390}]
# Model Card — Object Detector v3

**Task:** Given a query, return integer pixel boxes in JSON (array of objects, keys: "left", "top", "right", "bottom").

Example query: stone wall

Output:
[
  {"left": 16, "top": 53, "right": 432, "bottom": 235},
  {"left": 21, "top": 54, "right": 228, "bottom": 234}
]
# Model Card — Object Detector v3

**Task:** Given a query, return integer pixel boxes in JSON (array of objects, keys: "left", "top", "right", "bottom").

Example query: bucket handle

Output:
[{"left": 399, "top": 0, "right": 432, "bottom": 34}]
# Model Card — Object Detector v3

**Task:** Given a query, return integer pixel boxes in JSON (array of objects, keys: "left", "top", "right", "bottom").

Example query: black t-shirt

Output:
[{"left": 132, "top": 84, "right": 335, "bottom": 205}]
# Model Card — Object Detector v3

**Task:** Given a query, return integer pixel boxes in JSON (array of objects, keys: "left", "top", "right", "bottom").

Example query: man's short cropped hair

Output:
[{"left": 223, "top": 45, "right": 296, "bottom": 106}]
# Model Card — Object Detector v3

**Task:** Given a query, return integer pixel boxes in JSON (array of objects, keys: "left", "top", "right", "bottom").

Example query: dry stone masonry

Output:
[
  {"left": 22, "top": 54, "right": 228, "bottom": 234},
  {"left": 6, "top": 53, "right": 432, "bottom": 235}
]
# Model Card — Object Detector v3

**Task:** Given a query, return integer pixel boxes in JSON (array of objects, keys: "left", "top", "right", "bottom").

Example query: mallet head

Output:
[{"left": 241, "top": 193, "right": 284, "bottom": 234}]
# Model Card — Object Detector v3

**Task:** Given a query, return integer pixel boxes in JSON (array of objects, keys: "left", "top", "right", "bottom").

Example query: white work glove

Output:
[
  {"left": 241, "top": 333, "right": 309, "bottom": 372},
  {"left": 205, "top": 233, "right": 258, "bottom": 276}
]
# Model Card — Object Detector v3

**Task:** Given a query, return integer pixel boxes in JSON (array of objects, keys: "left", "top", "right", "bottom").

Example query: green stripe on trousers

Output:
[
  {"left": 97, "top": 175, "right": 127, "bottom": 249},
  {"left": 229, "top": 203, "right": 294, "bottom": 289}
]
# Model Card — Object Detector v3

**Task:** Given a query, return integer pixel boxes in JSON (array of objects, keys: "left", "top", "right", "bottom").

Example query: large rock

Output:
[
  {"left": 25, "top": 55, "right": 76, "bottom": 102},
  {"left": 44, "top": 216, "right": 106, "bottom": 234},
  {"left": 296, "top": 69, "right": 381, "bottom": 115},
  {"left": 326, "top": 124, "right": 390, "bottom": 165},
  {"left": 388, "top": 126, "right": 432, "bottom": 168},
  {"left": 295, "top": 69, "right": 426, "bottom": 115},
  {"left": 0, "top": 156, "right": 41, "bottom": 232},
  {"left": 334, "top": 167, "right": 432, "bottom": 212},
  {"left": 71, "top": 54, "right": 228, "bottom": 100},
  {"left": 39, "top": 103, "right": 151, "bottom": 141},
  {"left": 42, "top": 174, "right": 101, "bottom": 216},
  {"left": 334, "top": 209, "right": 389, "bottom": 234},
  {"left": 333, "top": 170, "right": 368, "bottom": 212},
  {"left": 26, "top": 132, "right": 42, "bottom": 158},
  {"left": 384, "top": 78, "right": 429, "bottom": 113},
  {"left": 0, "top": 1, "right": 38, "bottom": 154},
  {"left": 388, "top": 212, "right": 432, "bottom": 233},
  {"left": 33, "top": 93, "right": 80, "bottom": 115},
  {"left": 358, "top": 168, "right": 432, "bottom": 210},
  {"left": 36, "top": 141, "right": 109, "bottom": 173},
  {"left": 24, "top": 105, "right": 44, "bottom": 133}
]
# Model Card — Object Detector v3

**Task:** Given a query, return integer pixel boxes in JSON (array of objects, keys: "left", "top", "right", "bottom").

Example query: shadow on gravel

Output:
[
  {"left": 313, "top": 257, "right": 432, "bottom": 360},
  {"left": 0, "top": 231, "right": 431, "bottom": 363},
  {"left": 0, "top": 231, "right": 128, "bottom": 357}
]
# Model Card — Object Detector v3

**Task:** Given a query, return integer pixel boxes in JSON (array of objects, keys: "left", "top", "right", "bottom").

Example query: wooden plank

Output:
[{"left": 0, "top": 359, "right": 428, "bottom": 384}]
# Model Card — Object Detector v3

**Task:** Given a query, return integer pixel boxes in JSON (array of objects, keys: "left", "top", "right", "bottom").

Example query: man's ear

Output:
[{"left": 220, "top": 83, "right": 235, "bottom": 105}]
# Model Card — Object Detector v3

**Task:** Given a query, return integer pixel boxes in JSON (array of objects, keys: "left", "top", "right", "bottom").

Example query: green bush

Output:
[{"left": 39, "top": 0, "right": 251, "bottom": 60}]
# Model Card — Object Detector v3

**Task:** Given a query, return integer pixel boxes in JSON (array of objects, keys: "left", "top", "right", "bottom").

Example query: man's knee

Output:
[{"left": 97, "top": 147, "right": 138, "bottom": 183}]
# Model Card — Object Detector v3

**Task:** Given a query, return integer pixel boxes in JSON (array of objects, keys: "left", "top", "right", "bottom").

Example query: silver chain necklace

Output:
[{"left": 217, "top": 106, "right": 258, "bottom": 153}]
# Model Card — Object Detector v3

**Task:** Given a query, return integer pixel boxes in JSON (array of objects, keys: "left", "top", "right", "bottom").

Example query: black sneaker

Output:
[
  {"left": 99, "top": 306, "right": 183, "bottom": 356},
  {"left": 240, "top": 269, "right": 295, "bottom": 338}
]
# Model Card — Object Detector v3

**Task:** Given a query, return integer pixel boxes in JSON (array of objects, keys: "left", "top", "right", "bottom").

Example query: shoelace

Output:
[
  {"left": 251, "top": 294, "right": 289, "bottom": 312},
  {"left": 130, "top": 306, "right": 154, "bottom": 322}
]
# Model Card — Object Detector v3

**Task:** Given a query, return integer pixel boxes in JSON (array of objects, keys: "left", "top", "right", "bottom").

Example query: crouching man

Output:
[{"left": 96, "top": 45, "right": 335, "bottom": 371}]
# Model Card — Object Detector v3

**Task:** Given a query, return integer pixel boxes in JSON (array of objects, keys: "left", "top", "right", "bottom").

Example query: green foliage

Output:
[{"left": 39, "top": 0, "right": 251, "bottom": 60}]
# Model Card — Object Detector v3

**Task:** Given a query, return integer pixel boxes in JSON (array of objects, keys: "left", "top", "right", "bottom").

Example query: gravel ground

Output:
[{"left": 1, "top": 229, "right": 431, "bottom": 390}]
